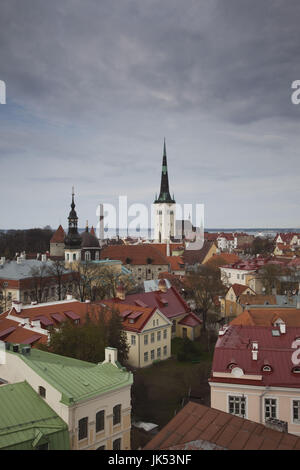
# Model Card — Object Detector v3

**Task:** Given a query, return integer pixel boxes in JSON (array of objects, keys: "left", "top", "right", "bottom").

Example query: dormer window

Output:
[
  {"left": 39, "top": 386, "right": 46, "bottom": 398},
  {"left": 262, "top": 365, "right": 272, "bottom": 372},
  {"left": 292, "top": 367, "right": 300, "bottom": 374},
  {"left": 227, "top": 363, "right": 237, "bottom": 370}
]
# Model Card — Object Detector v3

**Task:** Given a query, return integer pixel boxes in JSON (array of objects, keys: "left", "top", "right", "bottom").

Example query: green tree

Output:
[{"left": 107, "top": 308, "right": 129, "bottom": 364}]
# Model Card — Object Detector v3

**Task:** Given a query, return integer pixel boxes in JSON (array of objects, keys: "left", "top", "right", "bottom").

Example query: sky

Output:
[{"left": 1, "top": 0, "right": 300, "bottom": 230}]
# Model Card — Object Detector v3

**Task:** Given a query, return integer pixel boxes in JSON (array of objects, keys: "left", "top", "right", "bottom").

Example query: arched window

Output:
[
  {"left": 262, "top": 365, "right": 272, "bottom": 372},
  {"left": 85, "top": 251, "right": 91, "bottom": 261}
]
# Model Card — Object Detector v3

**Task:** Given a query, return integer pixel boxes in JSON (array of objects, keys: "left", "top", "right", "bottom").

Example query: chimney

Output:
[
  {"left": 116, "top": 283, "right": 125, "bottom": 300},
  {"left": 251, "top": 341, "right": 258, "bottom": 360},
  {"left": 166, "top": 240, "right": 170, "bottom": 257},
  {"left": 279, "top": 323, "right": 286, "bottom": 334},
  {"left": 103, "top": 347, "right": 118, "bottom": 367},
  {"left": 158, "top": 278, "right": 167, "bottom": 293},
  {"left": 252, "top": 350, "right": 258, "bottom": 360},
  {"left": 12, "top": 300, "right": 23, "bottom": 314},
  {"left": 31, "top": 320, "right": 41, "bottom": 328}
]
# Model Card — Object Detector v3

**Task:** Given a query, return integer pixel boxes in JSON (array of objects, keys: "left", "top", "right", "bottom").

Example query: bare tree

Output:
[
  {"left": 29, "top": 263, "right": 51, "bottom": 303},
  {"left": 185, "top": 264, "right": 226, "bottom": 331},
  {"left": 46, "top": 259, "right": 70, "bottom": 300}
]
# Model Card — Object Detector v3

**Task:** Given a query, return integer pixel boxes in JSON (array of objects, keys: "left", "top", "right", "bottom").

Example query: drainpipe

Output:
[{"left": 259, "top": 386, "right": 270, "bottom": 424}]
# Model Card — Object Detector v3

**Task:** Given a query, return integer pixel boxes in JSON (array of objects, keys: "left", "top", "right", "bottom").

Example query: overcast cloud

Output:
[{"left": 1, "top": 0, "right": 300, "bottom": 229}]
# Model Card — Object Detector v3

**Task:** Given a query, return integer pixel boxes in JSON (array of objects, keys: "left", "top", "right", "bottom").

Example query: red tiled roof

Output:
[
  {"left": 100, "top": 301, "right": 157, "bottom": 333},
  {"left": 178, "top": 312, "right": 202, "bottom": 327},
  {"left": 183, "top": 241, "right": 215, "bottom": 265},
  {"left": 211, "top": 325, "right": 300, "bottom": 388},
  {"left": 50, "top": 225, "right": 65, "bottom": 244},
  {"left": 231, "top": 308, "right": 300, "bottom": 327},
  {"left": 167, "top": 256, "right": 185, "bottom": 271},
  {"left": 144, "top": 401, "right": 300, "bottom": 450},
  {"left": 229, "top": 284, "right": 255, "bottom": 297},
  {"left": 109, "top": 286, "right": 191, "bottom": 320},
  {"left": 100, "top": 244, "right": 169, "bottom": 266},
  {"left": 207, "top": 253, "right": 241, "bottom": 266},
  {"left": 204, "top": 232, "right": 219, "bottom": 241}
]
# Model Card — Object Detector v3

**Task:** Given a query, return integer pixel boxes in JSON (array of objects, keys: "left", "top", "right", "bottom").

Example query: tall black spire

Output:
[
  {"left": 154, "top": 139, "right": 175, "bottom": 204},
  {"left": 64, "top": 187, "right": 82, "bottom": 248}
]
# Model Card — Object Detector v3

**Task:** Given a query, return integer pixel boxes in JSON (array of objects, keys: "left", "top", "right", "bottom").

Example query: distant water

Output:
[{"left": 78, "top": 227, "right": 300, "bottom": 239}]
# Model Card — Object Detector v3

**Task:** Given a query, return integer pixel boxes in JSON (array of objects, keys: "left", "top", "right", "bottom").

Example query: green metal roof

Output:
[
  {"left": 8, "top": 348, "right": 133, "bottom": 405},
  {"left": 0, "top": 381, "right": 70, "bottom": 450}
]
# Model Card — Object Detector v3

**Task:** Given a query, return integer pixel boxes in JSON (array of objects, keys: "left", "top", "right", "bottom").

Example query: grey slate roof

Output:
[{"left": 0, "top": 259, "right": 71, "bottom": 280}]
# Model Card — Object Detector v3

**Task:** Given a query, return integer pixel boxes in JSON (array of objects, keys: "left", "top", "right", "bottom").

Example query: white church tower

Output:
[{"left": 153, "top": 140, "right": 176, "bottom": 243}]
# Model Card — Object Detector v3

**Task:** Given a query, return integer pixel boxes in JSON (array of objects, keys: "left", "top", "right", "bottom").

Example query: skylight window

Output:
[{"left": 271, "top": 329, "right": 280, "bottom": 336}]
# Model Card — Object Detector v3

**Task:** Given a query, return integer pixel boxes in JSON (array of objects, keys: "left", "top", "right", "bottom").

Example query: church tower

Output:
[
  {"left": 153, "top": 140, "right": 176, "bottom": 243},
  {"left": 64, "top": 187, "right": 82, "bottom": 263}
]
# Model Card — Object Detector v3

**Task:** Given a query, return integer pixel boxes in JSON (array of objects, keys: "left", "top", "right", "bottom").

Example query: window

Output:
[
  {"left": 144, "top": 335, "right": 148, "bottom": 345},
  {"left": 151, "top": 333, "right": 155, "bottom": 343},
  {"left": 264, "top": 398, "right": 277, "bottom": 420},
  {"left": 293, "top": 400, "right": 300, "bottom": 423},
  {"left": 228, "top": 395, "right": 246, "bottom": 417},
  {"left": 67, "top": 253, "right": 70, "bottom": 261},
  {"left": 151, "top": 350, "right": 155, "bottom": 360},
  {"left": 163, "top": 329, "right": 167, "bottom": 339},
  {"left": 95, "top": 252, "right": 99, "bottom": 261},
  {"left": 39, "top": 386, "right": 46, "bottom": 398},
  {"left": 113, "top": 405, "right": 121, "bottom": 425},
  {"left": 163, "top": 345, "right": 167, "bottom": 356},
  {"left": 157, "top": 331, "right": 161, "bottom": 341},
  {"left": 85, "top": 251, "right": 91, "bottom": 261},
  {"left": 262, "top": 365, "right": 272, "bottom": 372},
  {"left": 23, "top": 291, "right": 28, "bottom": 302},
  {"left": 172, "top": 320, "right": 176, "bottom": 334},
  {"left": 96, "top": 445, "right": 105, "bottom": 450},
  {"left": 157, "top": 347, "right": 161, "bottom": 358},
  {"left": 237, "top": 274, "right": 240, "bottom": 280},
  {"left": 96, "top": 410, "right": 105, "bottom": 433},
  {"left": 78, "top": 417, "right": 88, "bottom": 440},
  {"left": 131, "top": 335, "right": 136, "bottom": 346},
  {"left": 182, "top": 328, "right": 187, "bottom": 338},
  {"left": 73, "top": 253, "right": 76, "bottom": 261},
  {"left": 113, "top": 438, "right": 121, "bottom": 450},
  {"left": 144, "top": 352, "right": 149, "bottom": 363},
  {"left": 156, "top": 319, "right": 159, "bottom": 325}
]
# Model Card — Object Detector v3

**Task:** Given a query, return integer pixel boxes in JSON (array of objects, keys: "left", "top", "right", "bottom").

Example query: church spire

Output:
[
  {"left": 64, "top": 187, "right": 81, "bottom": 248},
  {"left": 154, "top": 139, "right": 175, "bottom": 204}
]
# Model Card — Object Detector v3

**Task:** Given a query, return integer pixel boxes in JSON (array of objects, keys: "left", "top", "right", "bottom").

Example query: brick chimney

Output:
[
  {"left": 158, "top": 278, "right": 167, "bottom": 293},
  {"left": 103, "top": 347, "right": 118, "bottom": 367}
]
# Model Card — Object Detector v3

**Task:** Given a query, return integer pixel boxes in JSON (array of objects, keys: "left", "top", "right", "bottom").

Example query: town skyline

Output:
[{"left": 1, "top": 1, "right": 300, "bottom": 229}]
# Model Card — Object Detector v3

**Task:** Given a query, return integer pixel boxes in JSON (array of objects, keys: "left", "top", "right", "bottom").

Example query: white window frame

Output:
[
  {"left": 227, "top": 393, "right": 247, "bottom": 418},
  {"left": 264, "top": 397, "right": 278, "bottom": 421}
]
